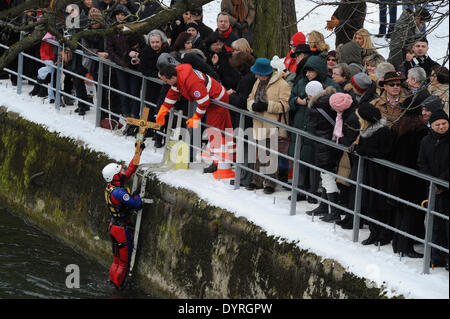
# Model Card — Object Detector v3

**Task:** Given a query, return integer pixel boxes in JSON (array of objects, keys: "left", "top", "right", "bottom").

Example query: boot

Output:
[
  {"left": 37, "top": 82, "right": 48, "bottom": 97},
  {"left": 63, "top": 95, "right": 74, "bottom": 106},
  {"left": 203, "top": 163, "right": 217, "bottom": 174},
  {"left": 154, "top": 131, "right": 165, "bottom": 148},
  {"left": 336, "top": 214, "right": 353, "bottom": 229},
  {"left": 78, "top": 105, "right": 87, "bottom": 116},
  {"left": 320, "top": 193, "right": 342, "bottom": 223},
  {"left": 288, "top": 192, "right": 306, "bottom": 202},
  {"left": 29, "top": 78, "right": 42, "bottom": 96},
  {"left": 37, "top": 74, "right": 51, "bottom": 98},
  {"left": 306, "top": 192, "right": 328, "bottom": 216}
]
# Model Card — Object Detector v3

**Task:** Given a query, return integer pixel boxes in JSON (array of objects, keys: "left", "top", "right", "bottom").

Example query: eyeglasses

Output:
[
  {"left": 387, "top": 82, "right": 402, "bottom": 87},
  {"left": 327, "top": 58, "right": 337, "bottom": 62}
]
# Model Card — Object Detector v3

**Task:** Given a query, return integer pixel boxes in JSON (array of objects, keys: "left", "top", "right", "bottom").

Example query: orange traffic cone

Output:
[{"left": 213, "top": 138, "right": 235, "bottom": 180}]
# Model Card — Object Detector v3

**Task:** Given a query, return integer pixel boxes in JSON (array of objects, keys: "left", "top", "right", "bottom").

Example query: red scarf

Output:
[{"left": 221, "top": 26, "right": 234, "bottom": 52}]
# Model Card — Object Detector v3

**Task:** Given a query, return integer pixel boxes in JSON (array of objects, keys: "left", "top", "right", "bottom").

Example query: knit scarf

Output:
[
  {"left": 232, "top": 0, "right": 247, "bottom": 22},
  {"left": 333, "top": 112, "right": 344, "bottom": 143},
  {"left": 255, "top": 78, "right": 269, "bottom": 103}
]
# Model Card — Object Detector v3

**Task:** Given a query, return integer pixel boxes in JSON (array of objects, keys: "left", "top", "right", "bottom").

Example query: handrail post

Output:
[
  {"left": 422, "top": 181, "right": 436, "bottom": 274},
  {"left": 188, "top": 101, "right": 196, "bottom": 163},
  {"left": 95, "top": 60, "right": 104, "bottom": 127},
  {"left": 352, "top": 155, "right": 364, "bottom": 242},
  {"left": 139, "top": 78, "right": 147, "bottom": 117},
  {"left": 54, "top": 46, "right": 62, "bottom": 110},
  {"left": 290, "top": 134, "right": 301, "bottom": 216},
  {"left": 16, "top": 31, "right": 25, "bottom": 95},
  {"left": 234, "top": 113, "right": 245, "bottom": 190}
]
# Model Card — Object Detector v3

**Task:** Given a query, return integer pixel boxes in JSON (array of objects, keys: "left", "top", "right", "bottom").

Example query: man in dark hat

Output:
[
  {"left": 191, "top": 7, "right": 214, "bottom": 41},
  {"left": 418, "top": 109, "right": 449, "bottom": 270},
  {"left": 289, "top": 44, "right": 317, "bottom": 84},
  {"left": 421, "top": 95, "right": 444, "bottom": 127},
  {"left": 371, "top": 71, "right": 407, "bottom": 128}
]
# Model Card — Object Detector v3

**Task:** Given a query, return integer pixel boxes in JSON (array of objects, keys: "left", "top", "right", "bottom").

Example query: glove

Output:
[
  {"left": 155, "top": 105, "right": 170, "bottom": 126},
  {"left": 186, "top": 114, "right": 201, "bottom": 129},
  {"left": 326, "top": 17, "right": 340, "bottom": 30},
  {"left": 235, "top": 22, "right": 248, "bottom": 30},
  {"left": 252, "top": 101, "right": 268, "bottom": 113},
  {"left": 132, "top": 187, "right": 141, "bottom": 197},
  {"left": 135, "top": 141, "right": 146, "bottom": 151},
  {"left": 348, "top": 143, "right": 357, "bottom": 154}
]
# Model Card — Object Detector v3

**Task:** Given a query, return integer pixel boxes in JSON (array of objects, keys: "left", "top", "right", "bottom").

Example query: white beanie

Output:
[{"left": 305, "top": 81, "right": 324, "bottom": 97}]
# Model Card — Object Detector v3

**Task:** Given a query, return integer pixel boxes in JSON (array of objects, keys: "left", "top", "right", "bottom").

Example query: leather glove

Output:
[
  {"left": 235, "top": 22, "right": 248, "bottom": 30},
  {"left": 132, "top": 187, "right": 141, "bottom": 197},
  {"left": 252, "top": 101, "right": 268, "bottom": 113},
  {"left": 135, "top": 141, "right": 146, "bottom": 151},
  {"left": 186, "top": 114, "right": 201, "bottom": 129},
  {"left": 348, "top": 143, "right": 357, "bottom": 154},
  {"left": 326, "top": 16, "right": 340, "bottom": 30},
  {"left": 155, "top": 105, "right": 170, "bottom": 126}
]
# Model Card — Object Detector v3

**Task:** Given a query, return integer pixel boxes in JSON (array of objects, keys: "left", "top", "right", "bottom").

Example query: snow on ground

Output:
[{"left": 1, "top": 1, "right": 448, "bottom": 299}]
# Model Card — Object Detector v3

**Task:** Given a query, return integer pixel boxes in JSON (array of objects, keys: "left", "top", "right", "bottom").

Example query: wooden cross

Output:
[{"left": 126, "top": 107, "right": 161, "bottom": 165}]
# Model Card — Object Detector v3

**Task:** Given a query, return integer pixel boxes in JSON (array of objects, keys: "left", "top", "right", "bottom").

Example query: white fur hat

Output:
[
  {"left": 305, "top": 81, "right": 324, "bottom": 97},
  {"left": 270, "top": 55, "right": 286, "bottom": 71}
]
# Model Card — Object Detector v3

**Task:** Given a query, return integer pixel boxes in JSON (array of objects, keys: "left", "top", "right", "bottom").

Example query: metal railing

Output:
[{"left": 1, "top": 35, "right": 448, "bottom": 275}]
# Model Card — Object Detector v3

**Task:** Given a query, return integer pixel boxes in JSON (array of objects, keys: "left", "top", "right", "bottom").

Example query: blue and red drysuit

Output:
[{"left": 104, "top": 156, "right": 142, "bottom": 289}]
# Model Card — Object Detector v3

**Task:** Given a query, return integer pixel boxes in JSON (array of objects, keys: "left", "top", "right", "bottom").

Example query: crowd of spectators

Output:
[{"left": 0, "top": 0, "right": 448, "bottom": 270}]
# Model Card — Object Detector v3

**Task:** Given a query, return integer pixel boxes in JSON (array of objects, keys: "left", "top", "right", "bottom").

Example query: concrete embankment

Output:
[{"left": 0, "top": 106, "right": 390, "bottom": 298}]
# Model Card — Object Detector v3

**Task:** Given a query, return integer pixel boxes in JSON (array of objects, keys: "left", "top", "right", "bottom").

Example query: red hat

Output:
[{"left": 290, "top": 32, "right": 306, "bottom": 46}]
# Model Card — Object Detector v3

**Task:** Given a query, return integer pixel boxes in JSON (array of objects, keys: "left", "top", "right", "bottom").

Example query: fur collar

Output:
[
  {"left": 360, "top": 118, "right": 387, "bottom": 138},
  {"left": 308, "top": 86, "right": 337, "bottom": 108}
]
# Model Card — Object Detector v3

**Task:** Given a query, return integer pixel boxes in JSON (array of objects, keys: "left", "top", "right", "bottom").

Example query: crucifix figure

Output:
[{"left": 126, "top": 107, "right": 161, "bottom": 165}]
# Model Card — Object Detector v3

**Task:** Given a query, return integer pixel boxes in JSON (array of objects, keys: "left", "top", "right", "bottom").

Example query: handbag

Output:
[
  {"left": 277, "top": 103, "right": 290, "bottom": 155},
  {"left": 336, "top": 152, "right": 351, "bottom": 186}
]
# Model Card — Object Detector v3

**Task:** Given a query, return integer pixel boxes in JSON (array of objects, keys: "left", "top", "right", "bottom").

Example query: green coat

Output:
[{"left": 288, "top": 56, "right": 341, "bottom": 161}]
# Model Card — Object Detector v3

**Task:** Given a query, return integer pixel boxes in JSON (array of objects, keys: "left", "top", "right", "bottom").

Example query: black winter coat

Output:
[
  {"left": 139, "top": 44, "right": 173, "bottom": 105},
  {"left": 350, "top": 122, "right": 392, "bottom": 211},
  {"left": 400, "top": 55, "right": 439, "bottom": 77},
  {"left": 229, "top": 72, "right": 257, "bottom": 129},
  {"left": 139, "top": 44, "right": 172, "bottom": 78},
  {"left": 417, "top": 130, "right": 449, "bottom": 192},
  {"left": 309, "top": 93, "right": 339, "bottom": 170},
  {"left": 388, "top": 115, "right": 429, "bottom": 205},
  {"left": 310, "top": 95, "right": 359, "bottom": 171},
  {"left": 206, "top": 48, "right": 240, "bottom": 90},
  {"left": 332, "top": 0, "right": 366, "bottom": 47}
]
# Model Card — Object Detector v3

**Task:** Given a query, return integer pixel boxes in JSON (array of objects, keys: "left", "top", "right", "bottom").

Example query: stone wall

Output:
[{"left": 0, "top": 106, "right": 391, "bottom": 299}]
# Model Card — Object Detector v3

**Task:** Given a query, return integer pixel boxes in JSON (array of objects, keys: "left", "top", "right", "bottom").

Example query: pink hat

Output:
[{"left": 329, "top": 93, "right": 353, "bottom": 113}]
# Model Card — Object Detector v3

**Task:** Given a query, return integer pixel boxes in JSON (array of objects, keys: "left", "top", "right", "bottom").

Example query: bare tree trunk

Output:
[{"left": 252, "top": 0, "right": 297, "bottom": 59}]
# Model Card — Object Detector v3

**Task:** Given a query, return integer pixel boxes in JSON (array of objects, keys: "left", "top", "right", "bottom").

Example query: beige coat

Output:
[
  {"left": 428, "top": 83, "right": 449, "bottom": 115},
  {"left": 247, "top": 70, "right": 291, "bottom": 140},
  {"left": 371, "top": 89, "right": 408, "bottom": 128}
]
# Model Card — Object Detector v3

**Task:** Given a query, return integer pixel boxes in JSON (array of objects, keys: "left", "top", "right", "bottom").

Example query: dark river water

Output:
[{"left": 0, "top": 207, "right": 153, "bottom": 299}]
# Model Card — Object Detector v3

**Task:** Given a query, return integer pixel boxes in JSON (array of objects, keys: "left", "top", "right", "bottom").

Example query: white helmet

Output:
[{"left": 102, "top": 163, "right": 122, "bottom": 182}]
